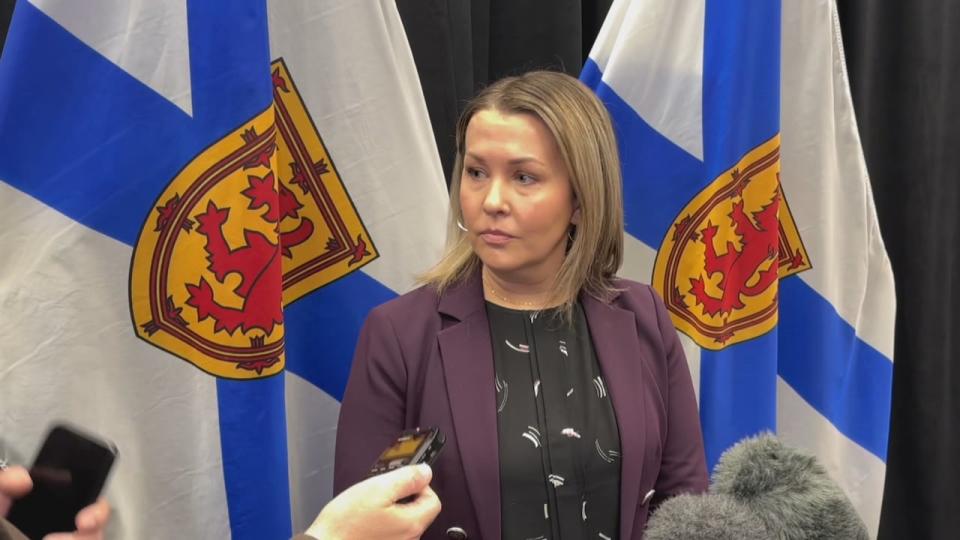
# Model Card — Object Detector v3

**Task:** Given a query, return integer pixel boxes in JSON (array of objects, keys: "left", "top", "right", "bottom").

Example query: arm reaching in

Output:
[{"left": 304, "top": 464, "right": 441, "bottom": 540}]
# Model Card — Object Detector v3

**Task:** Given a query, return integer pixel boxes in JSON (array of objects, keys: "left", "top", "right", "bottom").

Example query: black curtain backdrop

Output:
[
  {"left": 836, "top": 1, "right": 960, "bottom": 538},
  {"left": 0, "top": 0, "right": 13, "bottom": 52},
  {"left": 1, "top": 1, "right": 957, "bottom": 538},
  {"left": 394, "top": 0, "right": 612, "bottom": 180}
]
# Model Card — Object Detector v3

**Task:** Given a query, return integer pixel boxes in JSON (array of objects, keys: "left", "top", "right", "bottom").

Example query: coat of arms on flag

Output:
[
  {"left": 131, "top": 59, "right": 377, "bottom": 380},
  {"left": 653, "top": 134, "right": 811, "bottom": 349}
]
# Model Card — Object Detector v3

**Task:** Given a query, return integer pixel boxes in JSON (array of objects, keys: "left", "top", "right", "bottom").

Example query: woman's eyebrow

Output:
[
  {"left": 465, "top": 152, "right": 544, "bottom": 166},
  {"left": 507, "top": 156, "right": 544, "bottom": 166}
]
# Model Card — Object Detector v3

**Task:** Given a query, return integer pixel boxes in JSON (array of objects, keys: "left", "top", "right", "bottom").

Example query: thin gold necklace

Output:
[{"left": 484, "top": 278, "right": 549, "bottom": 309}]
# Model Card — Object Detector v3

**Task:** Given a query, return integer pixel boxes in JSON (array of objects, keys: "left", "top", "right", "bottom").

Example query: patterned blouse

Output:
[{"left": 486, "top": 301, "right": 622, "bottom": 540}]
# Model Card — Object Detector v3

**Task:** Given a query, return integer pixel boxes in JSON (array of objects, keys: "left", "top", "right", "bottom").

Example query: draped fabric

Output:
[
  {"left": 0, "top": 1, "right": 11, "bottom": 49},
  {"left": 394, "top": 0, "right": 612, "bottom": 180},
  {"left": 835, "top": 1, "right": 960, "bottom": 538},
  {"left": 583, "top": 1, "right": 895, "bottom": 534}
]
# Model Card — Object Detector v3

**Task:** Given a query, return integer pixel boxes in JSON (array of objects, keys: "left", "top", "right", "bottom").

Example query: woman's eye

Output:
[
  {"left": 465, "top": 167, "right": 485, "bottom": 179},
  {"left": 517, "top": 173, "right": 536, "bottom": 185}
]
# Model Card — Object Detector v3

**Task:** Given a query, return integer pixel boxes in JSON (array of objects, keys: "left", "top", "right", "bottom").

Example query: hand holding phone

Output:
[
  {"left": 306, "top": 464, "right": 440, "bottom": 540},
  {"left": 6, "top": 424, "right": 117, "bottom": 539}
]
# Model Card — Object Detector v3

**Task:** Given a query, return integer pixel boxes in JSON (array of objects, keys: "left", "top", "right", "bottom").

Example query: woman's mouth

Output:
[{"left": 479, "top": 230, "right": 514, "bottom": 246}]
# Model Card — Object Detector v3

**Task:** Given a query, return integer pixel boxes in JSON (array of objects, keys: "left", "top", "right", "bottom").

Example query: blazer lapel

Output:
[
  {"left": 582, "top": 293, "right": 647, "bottom": 540},
  {"left": 437, "top": 274, "right": 501, "bottom": 540}
]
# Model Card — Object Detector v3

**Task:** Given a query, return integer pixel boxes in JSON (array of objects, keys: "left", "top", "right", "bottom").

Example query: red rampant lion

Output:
[
  {"left": 689, "top": 194, "right": 780, "bottom": 317},
  {"left": 185, "top": 171, "right": 312, "bottom": 336}
]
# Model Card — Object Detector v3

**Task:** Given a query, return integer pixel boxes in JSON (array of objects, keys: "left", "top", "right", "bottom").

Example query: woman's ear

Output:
[{"left": 571, "top": 205, "right": 582, "bottom": 226}]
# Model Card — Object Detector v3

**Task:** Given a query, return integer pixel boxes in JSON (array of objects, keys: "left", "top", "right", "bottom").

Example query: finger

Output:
[
  {"left": 75, "top": 497, "right": 110, "bottom": 532},
  {"left": 376, "top": 464, "right": 433, "bottom": 503},
  {"left": 396, "top": 485, "right": 441, "bottom": 524},
  {"left": 0, "top": 466, "right": 34, "bottom": 499},
  {"left": 390, "top": 486, "right": 440, "bottom": 539}
]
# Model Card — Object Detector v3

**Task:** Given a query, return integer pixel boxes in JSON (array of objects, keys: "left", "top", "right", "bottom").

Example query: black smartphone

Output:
[
  {"left": 6, "top": 423, "right": 117, "bottom": 539},
  {"left": 369, "top": 427, "right": 445, "bottom": 477}
]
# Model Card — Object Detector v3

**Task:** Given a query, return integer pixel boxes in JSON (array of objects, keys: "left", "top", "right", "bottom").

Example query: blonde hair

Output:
[{"left": 420, "top": 71, "right": 624, "bottom": 316}]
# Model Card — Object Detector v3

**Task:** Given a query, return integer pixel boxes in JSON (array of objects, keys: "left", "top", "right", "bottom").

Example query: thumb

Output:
[
  {"left": 0, "top": 466, "right": 33, "bottom": 517},
  {"left": 0, "top": 466, "right": 33, "bottom": 499},
  {"left": 376, "top": 464, "right": 432, "bottom": 503}
]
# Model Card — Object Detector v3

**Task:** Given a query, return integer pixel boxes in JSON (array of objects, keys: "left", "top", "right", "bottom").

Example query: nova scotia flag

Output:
[
  {"left": 0, "top": 1, "right": 446, "bottom": 538},
  {"left": 583, "top": 0, "right": 895, "bottom": 535}
]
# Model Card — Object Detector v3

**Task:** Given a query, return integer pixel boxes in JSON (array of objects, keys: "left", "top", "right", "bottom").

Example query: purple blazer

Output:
[{"left": 333, "top": 272, "right": 708, "bottom": 539}]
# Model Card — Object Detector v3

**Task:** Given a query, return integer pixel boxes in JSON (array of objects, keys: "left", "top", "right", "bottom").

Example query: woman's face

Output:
[{"left": 459, "top": 109, "right": 579, "bottom": 283}]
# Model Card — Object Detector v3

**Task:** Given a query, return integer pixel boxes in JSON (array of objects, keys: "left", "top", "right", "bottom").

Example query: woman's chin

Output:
[
  {"left": 478, "top": 258, "right": 520, "bottom": 275},
  {"left": 475, "top": 252, "right": 521, "bottom": 274}
]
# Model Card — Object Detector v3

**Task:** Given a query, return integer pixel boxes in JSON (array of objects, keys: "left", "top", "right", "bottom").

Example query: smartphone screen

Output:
[
  {"left": 7, "top": 424, "right": 117, "bottom": 538},
  {"left": 369, "top": 427, "right": 445, "bottom": 478},
  {"left": 380, "top": 431, "right": 431, "bottom": 463}
]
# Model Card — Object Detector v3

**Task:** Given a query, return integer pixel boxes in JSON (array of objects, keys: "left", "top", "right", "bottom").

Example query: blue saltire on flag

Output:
[
  {"left": 583, "top": 0, "right": 895, "bottom": 535},
  {"left": 0, "top": 1, "right": 446, "bottom": 538}
]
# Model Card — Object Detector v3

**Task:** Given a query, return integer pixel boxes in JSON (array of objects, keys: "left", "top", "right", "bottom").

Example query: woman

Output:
[{"left": 334, "top": 71, "right": 707, "bottom": 539}]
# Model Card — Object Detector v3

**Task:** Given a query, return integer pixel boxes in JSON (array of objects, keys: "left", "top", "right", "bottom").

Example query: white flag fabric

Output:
[
  {"left": 582, "top": 0, "right": 895, "bottom": 536},
  {"left": 0, "top": 0, "right": 446, "bottom": 538}
]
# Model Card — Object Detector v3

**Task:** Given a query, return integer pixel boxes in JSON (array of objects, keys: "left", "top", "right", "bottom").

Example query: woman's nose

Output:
[{"left": 482, "top": 178, "right": 508, "bottom": 214}]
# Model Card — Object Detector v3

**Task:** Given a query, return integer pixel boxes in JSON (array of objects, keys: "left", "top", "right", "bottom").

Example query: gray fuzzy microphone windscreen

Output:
[
  {"left": 643, "top": 493, "right": 769, "bottom": 540},
  {"left": 645, "top": 433, "right": 870, "bottom": 540},
  {"left": 711, "top": 433, "right": 869, "bottom": 540}
]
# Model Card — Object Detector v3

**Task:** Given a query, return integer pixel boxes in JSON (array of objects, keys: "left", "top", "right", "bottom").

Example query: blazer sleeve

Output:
[
  {"left": 333, "top": 306, "right": 408, "bottom": 495},
  {"left": 647, "top": 286, "right": 709, "bottom": 507}
]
